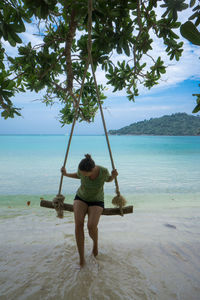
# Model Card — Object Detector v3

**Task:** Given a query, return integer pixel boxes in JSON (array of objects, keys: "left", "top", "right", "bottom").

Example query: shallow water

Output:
[
  {"left": 1, "top": 204, "right": 200, "bottom": 300},
  {"left": 1, "top": 135, "right": 200, "bottom": 299}
]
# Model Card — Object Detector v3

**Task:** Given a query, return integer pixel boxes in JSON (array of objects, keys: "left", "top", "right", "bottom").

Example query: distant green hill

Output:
[{"left": 108, "top": 113, "right": 200, "bottom": 136}]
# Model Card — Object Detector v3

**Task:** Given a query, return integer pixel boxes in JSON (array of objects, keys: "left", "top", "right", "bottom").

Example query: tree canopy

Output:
[{"left": 0, "top": 0, "right": 200, "bottom": 124}]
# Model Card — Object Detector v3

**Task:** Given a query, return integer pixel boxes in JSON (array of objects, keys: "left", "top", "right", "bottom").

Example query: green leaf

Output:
[
  {"left": 7, "top": 56, "right": 15, "bottom": 63},
  {"left": 195, "top": 16, "right": 200, "bottom": 27},
  {"left": 192, "top": 94, "right": 200, "bottom": 113},
  {"left": 190, "top": 0, "right": 196, "bottom": 7},
  {"left": 7, "top": 80, "right": 15, "bottom": 90},
  {"left": 9, "top": 30, "right": 22, "bottom": 44},
  {"left": 189, "top": 11, "right": 199, "bottom": 21},
  {"left": 180, "top": 21, "right": 200, "bottom": 45},
  {"left": 116, "top": 45, "right": 122, "bottom": 54},
  {"left": 14, "top": 23, "right": 26, "bottom": 33},
  {"left": 7, "top": 32, "right": 16, "bottom": 47},
  {"left": 192, "top": 102, "right": 200, "bottom": 113},
  {"left": 123, "top": 42, "right": 130, "bottom": 56},
  {"left": 2, "top": 90, "right": 14, "bottom": 97},
  {"left": 160, "top": 68, "right": 166, "bottom": 74}
]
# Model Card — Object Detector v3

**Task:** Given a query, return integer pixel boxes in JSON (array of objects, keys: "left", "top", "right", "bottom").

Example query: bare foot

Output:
[
  {"left": 80, "top": 259, "right": 85, "bottom": 267},
  {"left": 93, "top": 245, "right": 98, "bottom": 257}
]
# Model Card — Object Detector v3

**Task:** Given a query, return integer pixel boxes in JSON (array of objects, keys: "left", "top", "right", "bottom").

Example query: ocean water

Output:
[
  {"left": 0, "top": 135, "right": 200, "bottom": 300},
  {"left": 1, "top": 134, "right": 200, "bottom": 196}
]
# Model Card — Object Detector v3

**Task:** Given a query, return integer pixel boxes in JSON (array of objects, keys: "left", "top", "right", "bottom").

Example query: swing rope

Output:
[
  {"left": 88, "top": 46, "right": 126, "bottom": 216},
  {"left": 52, "top": 0, "right": 92, "bottom": 218},
  {"left": 52, "top": 0, "right": 126, "bottom": 218}
]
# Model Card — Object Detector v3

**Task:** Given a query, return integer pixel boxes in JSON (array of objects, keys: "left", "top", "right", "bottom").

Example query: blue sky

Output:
[
  {"left": 0, "top": 3, "right": 200, "bottom": 135},
  {"left": 0, "top": 79, "right": 198, "bottom": 135}
]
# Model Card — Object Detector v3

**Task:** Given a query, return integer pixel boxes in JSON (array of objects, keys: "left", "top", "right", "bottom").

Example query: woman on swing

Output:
[{"left": 61, "top": 154, "right": 118, "bottom": 267}]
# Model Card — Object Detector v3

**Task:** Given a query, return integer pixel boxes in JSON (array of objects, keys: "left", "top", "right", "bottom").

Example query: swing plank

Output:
[{"left": 40, "top": 199, "right": 133, "bottom": 215}]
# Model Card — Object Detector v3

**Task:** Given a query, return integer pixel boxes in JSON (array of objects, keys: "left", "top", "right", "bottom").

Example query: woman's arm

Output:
[
  {"left": 107, "top": 169, "right": 118, "bottom": 182},
  {"left": 61, "top": 167, "right": 79, "bottom": 179}
]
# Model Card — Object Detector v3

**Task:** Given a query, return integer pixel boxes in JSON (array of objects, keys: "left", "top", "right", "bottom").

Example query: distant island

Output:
[{"left": 108, "top": 113, "right": 200, "bottom": 136}]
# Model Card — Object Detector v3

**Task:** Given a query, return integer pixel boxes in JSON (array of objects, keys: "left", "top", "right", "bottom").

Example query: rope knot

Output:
[
  {"left": 112, "top": 194, "right": 127, "bottom": 216},
  {"left": 53, "top": 194, "right": 65, "bottom": 218}
]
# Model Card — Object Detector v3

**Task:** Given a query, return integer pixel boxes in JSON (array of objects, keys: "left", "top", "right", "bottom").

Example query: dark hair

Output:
[{"left": 79, "top": 154, "right": 95, "bottom": 172}]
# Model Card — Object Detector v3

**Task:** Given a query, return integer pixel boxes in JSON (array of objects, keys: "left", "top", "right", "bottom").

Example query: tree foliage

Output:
[
  {"left": 180, "top": 0, "right": 200, "bottom": 113},
  {"left": 0, "top": 0, "right": 199, "bottom": 123}
]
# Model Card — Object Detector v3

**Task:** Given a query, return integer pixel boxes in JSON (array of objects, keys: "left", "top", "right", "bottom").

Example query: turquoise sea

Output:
[
  {"left": 1, "top": 135, "right": 200, "bottom": 300},
  {"left": 0, "top": 134, "right": 200, "bottom": 206}
]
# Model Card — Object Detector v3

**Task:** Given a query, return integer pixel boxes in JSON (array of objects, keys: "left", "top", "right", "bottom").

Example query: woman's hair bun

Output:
[
  {"left": 85, "top": 154, "right": 92, "bottom": 160},
  {"left": 79, "top": 154, "right": 95, "bottom": 172}
]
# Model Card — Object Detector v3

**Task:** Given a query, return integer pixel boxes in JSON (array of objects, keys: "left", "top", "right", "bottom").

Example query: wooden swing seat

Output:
[{"left": 40, "top": 199, "right": 133, "bottom": 215}]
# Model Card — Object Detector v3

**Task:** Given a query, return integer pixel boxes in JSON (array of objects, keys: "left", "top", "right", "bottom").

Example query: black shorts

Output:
[{"left": 74, "top": 194, "right": 104, "bottom": 208}]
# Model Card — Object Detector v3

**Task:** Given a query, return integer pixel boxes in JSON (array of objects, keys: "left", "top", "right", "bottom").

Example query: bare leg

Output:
[
  {"left": 73, "top": 200, "right": 88, "bottom": 267},
  {"left": 87, "top": 206, "right": 103, "bottom": 257}
]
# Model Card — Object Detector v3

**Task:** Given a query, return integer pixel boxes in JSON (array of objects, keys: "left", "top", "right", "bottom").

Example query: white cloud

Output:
[
  {"left": 93, "top": 2, "right": 200, "bottom": 97},
  {"left": 99, "top": 35, "right": 199, "bottom": 97},
  {"left": 109, "top": 105, "right": 172, "bottom": 113},
  {"left": 94, "top": 37, "right": 199, "bottom": 98}
]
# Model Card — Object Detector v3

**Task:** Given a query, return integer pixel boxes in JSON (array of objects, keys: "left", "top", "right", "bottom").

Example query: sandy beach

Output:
[
  {"left": 1, "top": 135, "right": 200, "bottom": 299},
  {"left": 1, "top": 201, "right": 200, "bottom": 300}
]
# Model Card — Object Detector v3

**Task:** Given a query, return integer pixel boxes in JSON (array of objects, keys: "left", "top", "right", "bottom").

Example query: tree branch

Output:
[
  {"left": 53, "top": 82, "right": 67, "bottom": 92},
  {"left": 133, "top": 0, "right": 143, "bottom": 74},
  {"left": 64, "top": 8, "right": 78, "bottom": 94}
]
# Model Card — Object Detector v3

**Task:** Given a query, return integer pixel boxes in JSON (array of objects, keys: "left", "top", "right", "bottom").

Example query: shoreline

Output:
[{"left": 0, "top": 193, "right": 200, "bottom": 211}]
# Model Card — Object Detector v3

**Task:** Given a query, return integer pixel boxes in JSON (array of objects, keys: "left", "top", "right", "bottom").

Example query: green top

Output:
[{"left": 76, "top": 166, "right": 110, "bottom": 202}]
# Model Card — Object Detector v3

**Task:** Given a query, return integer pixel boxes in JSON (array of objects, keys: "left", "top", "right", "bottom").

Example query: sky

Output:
[{"left": 0, "top": 2, "right": 200, "bottom": 135}]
